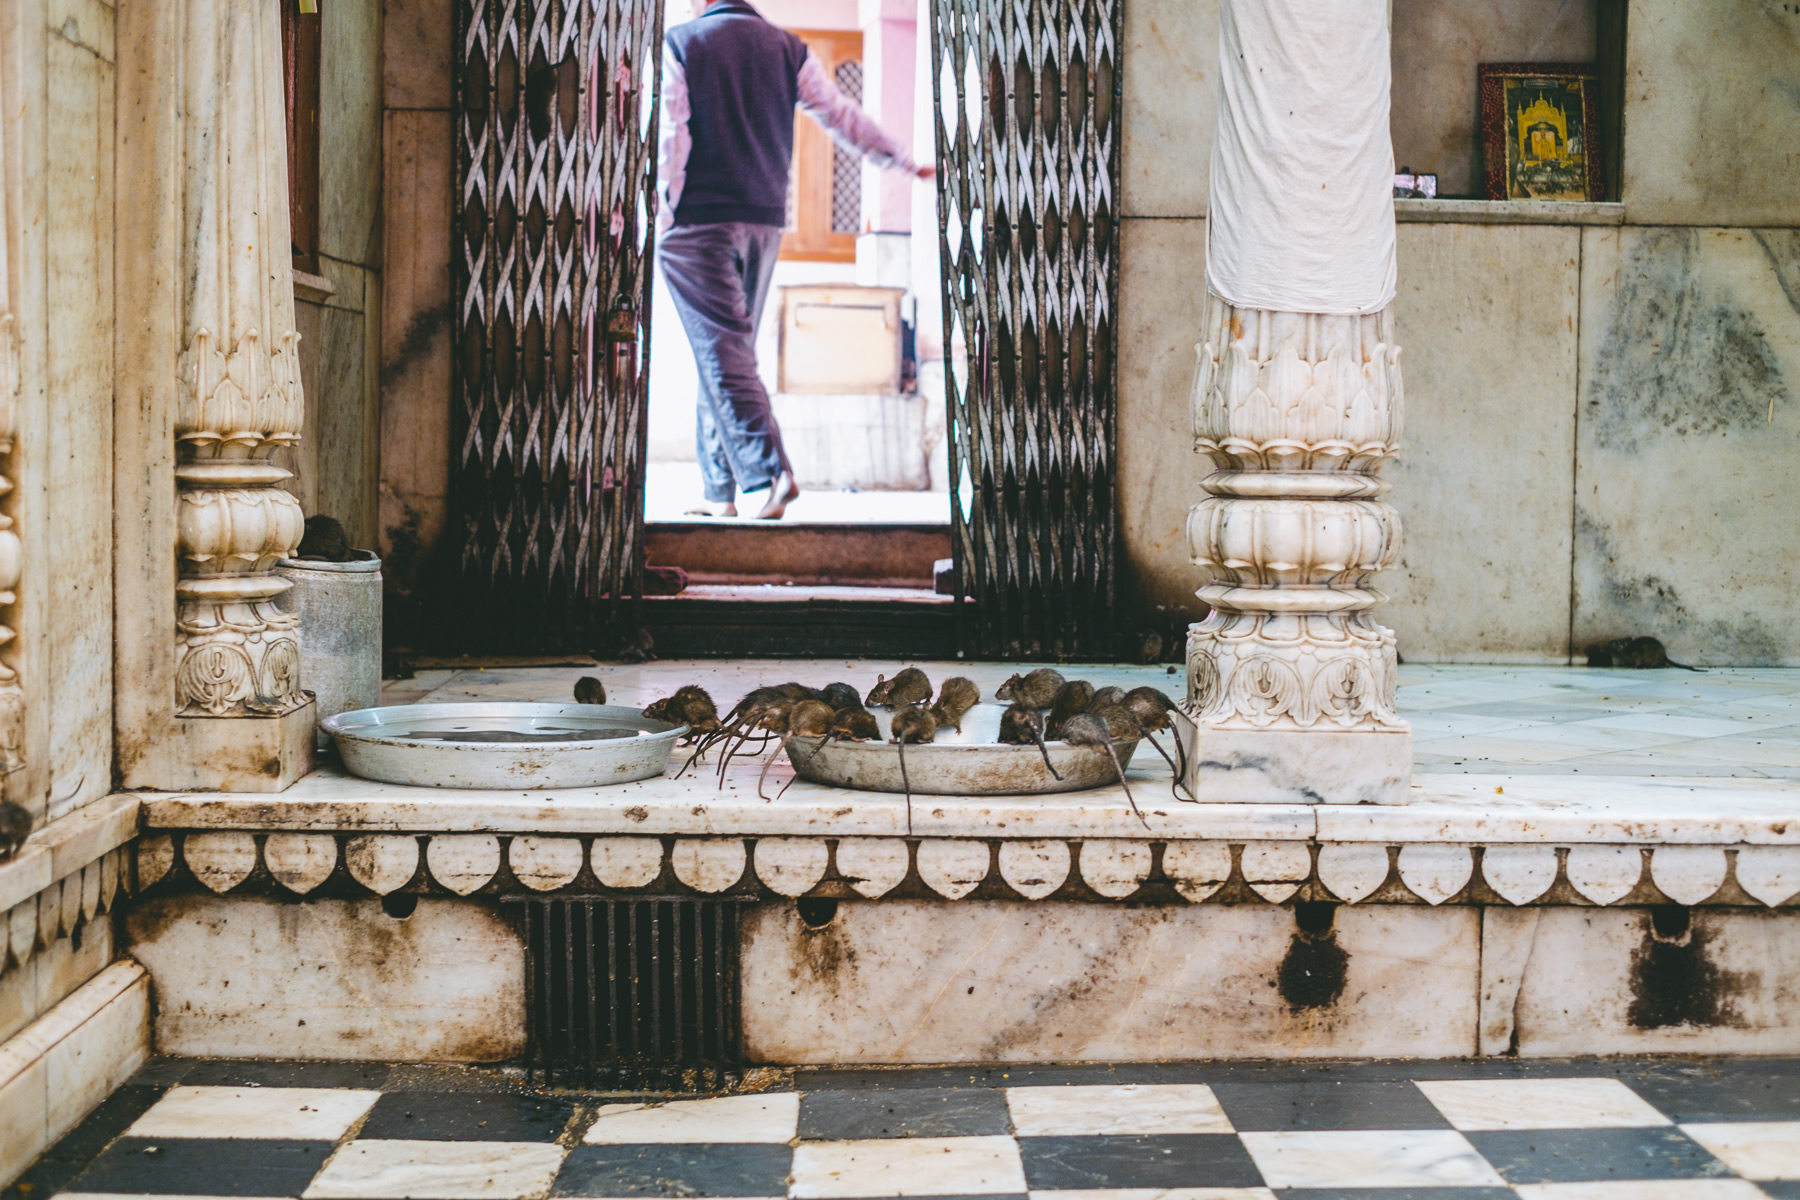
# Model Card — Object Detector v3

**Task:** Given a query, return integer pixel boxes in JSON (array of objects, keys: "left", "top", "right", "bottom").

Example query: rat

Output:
[
  {"left": 762, "top": 698, "right": 834, "bottom": 800},
  {"left": 1094, "top": 702, "right": 1193, "bottom": 802},
  {"left": 295, "top": 514, "right": 353, "bottom": 562},
  {"left": 818, "top": 681, "right": 863, "bottom": 711},
  {"left": 643, "top": 685, "right": 720, "bottom": 741},
  {"left": 889, "top": 705, "right": 939, "bottom": 834},
  {"left": 1086, "top": 685, "right": 1127, "bottom": 712},
  {"left": 884, "top": 667, "right": 933, "bottom": 709},
  {"left": 0, "top": 800, "right": 31, "bottom": 860},
  {"left": 1585, "top": 636, "right": 1701, "bottom": 671},
  {"left": 1046, "top": 679, "right": 1097, "bottom": 738},
  {"left": 996, "top": 668, "right": 1065, "bottom": 708},
  {"left": 998, "top": 703, "right": 1062, "bottom": 780},
  {"left": 864, "top": 674, "right": 894, "bottom": 707},
  {"left": 573, "top": 676, "right": 607, "bottom": 704},
  {"left": 929, "top": 676, "right": 981, "bottom": 732},
  {"left": 1059, "top": 711, "right": 1148, "bottom": 829},
  {"left": 1124, "top": 686, "right": 1192, "bottom": 800},
  {"left": 779, "top": 704, "right": 882, "bottom": 800}
]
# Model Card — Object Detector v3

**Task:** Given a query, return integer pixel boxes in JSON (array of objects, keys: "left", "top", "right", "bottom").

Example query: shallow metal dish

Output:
[
  {"left": 785, "top": 703, "right": 1139, "bottom": 796},
  {"left": 323, "top": 702, "right": 687, "bottom": 789}
]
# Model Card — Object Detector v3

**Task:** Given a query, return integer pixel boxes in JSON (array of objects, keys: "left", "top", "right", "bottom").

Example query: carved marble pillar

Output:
[
  {"left": 1183, "top": 298, "right": 1411, "bottom": 802},
  {"left": 116, "top": 0, "right": 314, "bottom": 790},
  {"left": 1180, "top": 0, "right": 1410, "bottom": 804},
  {"left": 0, "top": 65, "right": 21, "bottom": 775}
]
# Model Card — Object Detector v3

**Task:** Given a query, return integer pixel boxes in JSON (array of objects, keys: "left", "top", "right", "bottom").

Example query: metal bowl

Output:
[
  {"left": 785, "top": 703, "right": 1140, "bottom": 796},
  {"left": 323, "top": 702, "right": 687, "bottom": 789}
]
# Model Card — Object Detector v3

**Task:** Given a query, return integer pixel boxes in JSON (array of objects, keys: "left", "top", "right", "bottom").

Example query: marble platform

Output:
[{"left": 118, "top": 661, "right": 1800, "bottom": 1064}]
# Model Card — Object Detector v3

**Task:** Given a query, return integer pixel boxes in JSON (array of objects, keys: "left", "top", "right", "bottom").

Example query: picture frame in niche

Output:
[{"left": 1479, "top": 63, "right": 1603, "bottom": 202}]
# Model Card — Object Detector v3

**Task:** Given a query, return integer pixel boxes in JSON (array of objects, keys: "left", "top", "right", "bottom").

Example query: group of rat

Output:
[{"left": 573, "top": 667, "right": 1192, "bottom": 827}]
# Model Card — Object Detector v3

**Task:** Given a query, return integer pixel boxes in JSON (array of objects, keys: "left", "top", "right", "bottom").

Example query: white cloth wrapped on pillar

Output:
[{"left": 1204, "top": 0, "right": 1396, "bottom": 316}]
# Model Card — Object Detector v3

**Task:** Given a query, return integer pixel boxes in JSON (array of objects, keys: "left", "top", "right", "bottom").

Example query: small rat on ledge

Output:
[{"left": 1584, "top": 636, "right": 1701, "bottom": 671}]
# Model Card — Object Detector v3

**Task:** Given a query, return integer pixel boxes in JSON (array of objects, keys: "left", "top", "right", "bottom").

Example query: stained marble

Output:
[
  {"left": 739, "top": 901, "right": 1479, "bottom": 1063},
  {"left": 1574, "top": 226, "right": 1800, "bottom": 667}
]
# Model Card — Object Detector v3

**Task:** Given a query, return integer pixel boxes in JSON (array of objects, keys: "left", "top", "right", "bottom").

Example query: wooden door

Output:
[{"left": 782, "top": 30, "right": 863, "bottom": 263}]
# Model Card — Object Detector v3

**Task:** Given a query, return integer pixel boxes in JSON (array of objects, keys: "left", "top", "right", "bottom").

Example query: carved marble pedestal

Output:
[{"left": 1182, "top": 293, "right": 1411, "bottom": 804}]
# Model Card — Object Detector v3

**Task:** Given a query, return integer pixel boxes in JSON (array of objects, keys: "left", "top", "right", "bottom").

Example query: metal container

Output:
[
  {"left": 786, "top": 703, "right": 1140, "bottom": 796},
  {"left": 276, "top": 551, "right": 382, "bottom": 748},
  {"left": 323, "top": 702, "right": 687, "bottom": 789}
]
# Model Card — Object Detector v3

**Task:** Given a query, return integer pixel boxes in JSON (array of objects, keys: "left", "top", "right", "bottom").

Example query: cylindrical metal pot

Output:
[{"left": 275, "top": 550, "right": 383, "bottom": 747}]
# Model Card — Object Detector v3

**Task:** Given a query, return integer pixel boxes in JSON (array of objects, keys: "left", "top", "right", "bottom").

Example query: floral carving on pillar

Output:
[
  {"left": 1186, "top": 295, "right": 1406, "bottom": 734},
  {"left": 172, "top": 0, "right": 306, "bottom": 717}
]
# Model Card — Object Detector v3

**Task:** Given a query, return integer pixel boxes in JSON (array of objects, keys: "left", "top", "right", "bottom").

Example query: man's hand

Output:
[{"left": 914, "top": 164, "right": 937, "bottom": 181}]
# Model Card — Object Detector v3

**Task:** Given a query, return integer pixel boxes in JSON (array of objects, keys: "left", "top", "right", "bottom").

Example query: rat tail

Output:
[
  {"left": 777, "top": 734, "right": 832, "bottom": 800},
  {"left": 1107, "top": 741, "right": 1148, "bottom": 830},
  {"left": 1031, "top": 728, "right": 1063, "bottom": 781},
  {"left": 897, "top": 735, "right": 913, "bottom": 836},
  {"left": 755, "top": 743, "right": 782, "bottom": 801}
]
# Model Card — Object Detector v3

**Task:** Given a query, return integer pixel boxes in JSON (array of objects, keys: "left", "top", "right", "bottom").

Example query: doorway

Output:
[
  {"left": 444, "top": 0, "right": 1122, "bottom": 660},
  {"left": 642, "top": 0, "right": 954, "bottom": 615}
]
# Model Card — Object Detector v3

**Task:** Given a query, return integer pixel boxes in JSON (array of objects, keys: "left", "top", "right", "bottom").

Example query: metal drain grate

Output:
[{"left": 507, "top": 896, "right": 748, "bottom": 1091}]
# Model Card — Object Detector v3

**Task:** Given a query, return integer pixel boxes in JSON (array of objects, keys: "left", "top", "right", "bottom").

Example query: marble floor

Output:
[
  {"left": 11, "top": 1056, "right": 1800, "bottom": 1199},
  {"left": 381, "top": 660, "right": 1800, "bottom": 780}
]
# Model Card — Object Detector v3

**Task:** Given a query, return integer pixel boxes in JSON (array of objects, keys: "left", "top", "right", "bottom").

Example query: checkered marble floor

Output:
[{"left": 9, "top": 1058, "right": 1800, "bottom": 1200}]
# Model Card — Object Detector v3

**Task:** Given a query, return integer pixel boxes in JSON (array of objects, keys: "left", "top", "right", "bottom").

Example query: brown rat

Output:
[
  {"left": 864, "top": 674, "right": 894, "bottom": 707},
  {"left": 780, "top": 703, "right": 882, "bottom": 799},
  {"left": 1123, "top": 686, "right": 1193, "bottom": 801},
  {"left": 885, "top": 667, "right": 933, "bottom": 709},
  {"left": 889, "top": 704, "right": 939, "bottom": 833},
  {"left": 573, "top": 676, "right": 607, "bottom": 704},
  {"left": 996, "top": 668, "right": 1065, "bottom": 708},
  {"left": 1086, "top": 685, "right": 1127, "bottom": 712},
  {"left": 1059, "top": 711, "right": 1148, "bottom": 828},
  {"left": 998, "top": 703, "right": 1062, "bottom": 780},
  {"left": 1046, "top": 680, "right": 1097, "bottom": 738},
  {"left": 930, "top": 676, "right": 981, "bottom": 732},
  {"left": 643, "top": 685, "right": 720, "bottom": 740},
  {"left": 762, "top": 698, "right": 834, "bottom": 800}
]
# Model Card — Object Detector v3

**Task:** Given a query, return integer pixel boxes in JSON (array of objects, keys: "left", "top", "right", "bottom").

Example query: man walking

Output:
[{"left": 658, "top": 0, "right": 931, "bottom": 519}]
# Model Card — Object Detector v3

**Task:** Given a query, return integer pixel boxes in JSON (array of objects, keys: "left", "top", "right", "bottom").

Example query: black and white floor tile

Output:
[{"left": 8, "top": 1058, "right": 1800, "bottom": 1200}]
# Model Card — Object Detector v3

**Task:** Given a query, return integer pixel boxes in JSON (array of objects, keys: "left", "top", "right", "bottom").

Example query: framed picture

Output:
[{"left": 1479, "top": 63, "right": 1603, "bottom": 202}]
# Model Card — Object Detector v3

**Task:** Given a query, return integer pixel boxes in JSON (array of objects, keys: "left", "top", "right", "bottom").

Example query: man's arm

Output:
[
  {"left": 795, "top": 51, "right": 929, "bottom": 177},
  {"left": 656, "top": 44, "right": 692, "bottom": 232}
]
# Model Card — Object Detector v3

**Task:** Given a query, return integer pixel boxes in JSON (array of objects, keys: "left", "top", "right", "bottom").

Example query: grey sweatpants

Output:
[{"left": 657, "top": 222, "right": 790, "bottom": 503}]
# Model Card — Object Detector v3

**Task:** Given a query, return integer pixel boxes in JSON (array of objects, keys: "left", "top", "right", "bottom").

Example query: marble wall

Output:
[
  {"left": 1494, "top": 906, "right": 1800, "bottom": 1056},
  {"left": 1621, "top": 1, "right": 1800, "bottom": 227},
  {"left": 126, "top": 895, "right": 526, "bottom": 1062},
  {"left": 1111, "top": 0, "right": 1800, "bottom": 665},
  {"left": 287, "top": 1, "right": 385, "bottom": 551},
  {"left": 742, "top": 900, "right": 1482, "bottom": 1062},
  {"left": 1572, "top": 226, "right": 1800, "bottom": 665}
]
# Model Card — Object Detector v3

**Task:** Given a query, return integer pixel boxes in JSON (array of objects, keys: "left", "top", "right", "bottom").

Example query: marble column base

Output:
[
  {"left": 1182, "top": 726, "right": 1412, "bottom": 805},
  {"left": 120, "top": 700, "right": 317, "bottom": 792}
]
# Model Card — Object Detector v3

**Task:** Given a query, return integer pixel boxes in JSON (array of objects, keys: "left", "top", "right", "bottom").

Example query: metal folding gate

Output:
[
  {"left": 510, "top": 896, "right": 747, "bottom": 1091},
  {"left": 452, "top": 0, "right": 661, "bottom": 650},
  {"left": 932, "top": 0, "right": 1123, "bottom": 658}
]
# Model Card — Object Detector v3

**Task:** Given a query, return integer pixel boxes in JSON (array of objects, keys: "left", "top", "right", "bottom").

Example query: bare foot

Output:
[
  {"left": 755, "top": 471, "right": 800, "bottom": 520},
  {"left": 684, "top": 500, "right": 738, "bottom": 518}
]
